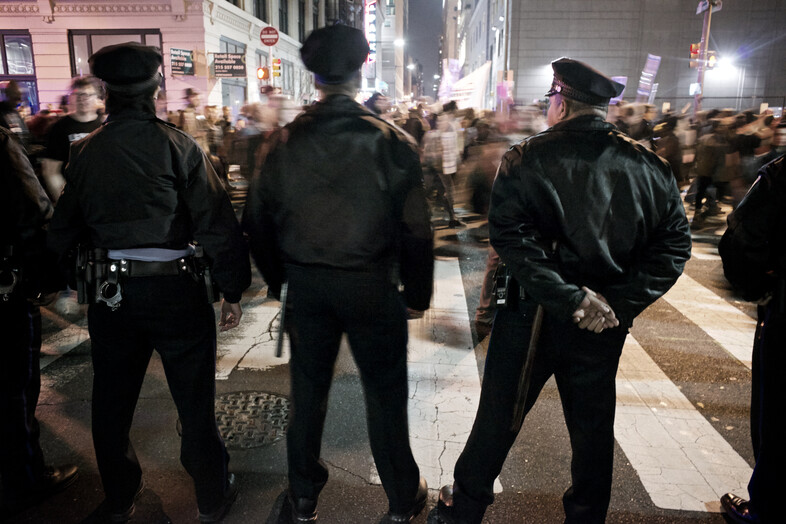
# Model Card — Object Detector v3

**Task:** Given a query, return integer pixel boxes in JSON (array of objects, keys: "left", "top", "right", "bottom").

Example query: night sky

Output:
[{"left": 408, "top": 0, "right": 443, "bottom": 100}]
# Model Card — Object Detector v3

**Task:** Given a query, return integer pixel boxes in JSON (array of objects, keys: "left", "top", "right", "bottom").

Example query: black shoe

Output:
[
  {"left": 1, "top": 464, "right": 79, "bottom": 514},
  {"left": 720, "top": 493, "right": 760, "bottom": 524},
  {"left": 272, "top": 490, "right": 317, "bottom": 523},
  {"left": 108, "top": 479, "right": 145, "bottom": 523},
  {"left": 198, "top": 474, "right": 238, "bottom": 523},
  {"left": 426, "top": 485, "right": 485, "bottom": 524},
  {"left": 448, "top": 219, "right": 466, "bottom": 228},
  {"left": 426, "top": 485, "right": 459, "bottom": 524},
  {"left": 378, "top": 477, "right": 428, "bottom": 523}
]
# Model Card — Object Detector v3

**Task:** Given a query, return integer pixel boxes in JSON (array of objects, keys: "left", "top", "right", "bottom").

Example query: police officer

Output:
[
  {"left": 1, "top": 124, "right": 77, "bottom": 516},
  {"left": 47, "top": 43, "right": 250, "bottom": 523},
  {"left": 243, "top": 24, "right": 434, "bottom": 524},
  {"left": 428, "top": 58, "right": 691, "bottom": 524},
  {"left": 718, "top": 154, "right": 786, "bottom": 524}
]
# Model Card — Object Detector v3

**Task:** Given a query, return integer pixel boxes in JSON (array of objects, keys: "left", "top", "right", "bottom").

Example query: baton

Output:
[
  {"left": 511, "top": 304, "right": 544, "bottom": 432},
  {"left": 275, "top": 281, "right": 288, "bottom": 358}
]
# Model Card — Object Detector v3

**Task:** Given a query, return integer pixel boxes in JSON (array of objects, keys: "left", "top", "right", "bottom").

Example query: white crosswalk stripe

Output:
[
  {"left": 615, "top": 336, "right": 752, "bottom": 512},
  {"left": 660, "top": 274, "right": 757, "bottom": 368},
  {"left": 406, "top": 257, "right": 502, "bottom": 494}
]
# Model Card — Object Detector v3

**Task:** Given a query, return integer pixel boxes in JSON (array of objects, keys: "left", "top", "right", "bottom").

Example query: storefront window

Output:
[
  {"left": 0, "top": 31, "right": 39, "bottom": 113},
  {"left": 69, "top": 30, "right": 162, "bottom": 78}
]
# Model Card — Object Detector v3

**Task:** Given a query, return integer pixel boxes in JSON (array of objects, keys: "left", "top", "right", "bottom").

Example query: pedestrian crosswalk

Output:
[{"left": 37, "top": 248, "right": 756, "bottom": 515}]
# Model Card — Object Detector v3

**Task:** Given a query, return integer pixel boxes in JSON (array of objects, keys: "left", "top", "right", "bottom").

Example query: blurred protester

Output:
[
  {"left": 428, "top": 57, "right": 690, "bottom": 524},
  {"left": 437, "top": 101, "right": 464, "bottom": 227},
  {"left": 218, "top": 106, "right": 234, "bottom": 135},
  {"left": 403, "top": 106, "right": 427, "bottom": 145},
  {"left": 691, "top": 118, "right": 732, "bottom": 229},
  {"left": 1, "top": 125, "right": 77, "bottom": 517},
  {"left": 179, "top": 87, "right": 210, "bottom": 152},
  {"left": 653, "top": 116, "right": 684, "bottom": 185},
  {"left": 364, "top": 91, "right": 391, "bottom": 116},
  {"left": 0, "top": 80, "right": 32, "bottom": 152},
  {"left": 47, "top": 43, "right": 249, "bottom": 523},
  {"left": 25, "top": 109, "right": 59, "bottom": 146},
  {"left": 759, "top": 120, "right": 786, "bottom": 166},
  {"left": 718, "top": 154, "right": 786, "bottom": 524},
  {"left": 243, "top": 25, "right": 433, "bottom": 524},
  {"left": 41, "top": 76, "right": 103, "bottom": 202}
]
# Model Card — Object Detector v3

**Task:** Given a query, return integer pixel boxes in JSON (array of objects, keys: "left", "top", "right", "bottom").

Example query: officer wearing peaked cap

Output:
[
  {"left": 243, "top": 24, "right": 433, "bottom": 524},
  {"left": 428, "top": 58, "right": 691, "bottom": 524},
  {"left": 47, "top": 42, "right": 250, "bottom": 522}
]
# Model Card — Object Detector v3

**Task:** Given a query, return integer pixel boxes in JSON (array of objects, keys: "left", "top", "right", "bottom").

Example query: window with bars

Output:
[
  {"left": 280, "top": 0, "right": 289, "bottom": 35},
  {"left": 298, "top": 0, "right": 306, "bottom": 42},
  {"left": 313, "top": 0, "right": 319, "bottom": 30},
  {"left": 254, "top": 0, "right": 268, "bottom": 22}
]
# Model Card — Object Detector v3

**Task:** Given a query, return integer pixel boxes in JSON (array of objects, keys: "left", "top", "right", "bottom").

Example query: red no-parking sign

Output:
[{"left": 260, "top": 26, "right": 279, "bottom": 46}]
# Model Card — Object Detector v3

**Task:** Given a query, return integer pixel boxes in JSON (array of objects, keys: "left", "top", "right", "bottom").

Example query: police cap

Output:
[
  {"left": 300, "top": 24, "right": 369, "bottom": 85},
  {"left": 545, "top": 57, "right": 624, "bottom": 106},
  {"left": 89, "top": 42, "right": 162, "bottom": 95}
]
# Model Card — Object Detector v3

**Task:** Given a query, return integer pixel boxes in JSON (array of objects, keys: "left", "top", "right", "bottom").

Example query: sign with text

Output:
[
  {"left": 365, "top": 0, "right": 377, "bottom": 64},
  {"left": 170, "top": 48, "right": 194, "bottom": 76},
  {"left": 213, "top": 53, "right": 246, "bottom": 78},
  {"left": 636, "top": 54, "right": 661, "bottom": 102},
  {"left": 260, "top": 26, "right": 279, "bottom": 46}
]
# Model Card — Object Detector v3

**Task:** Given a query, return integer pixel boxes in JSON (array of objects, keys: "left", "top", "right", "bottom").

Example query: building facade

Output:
[
  {"left": 0, "top": 0, "right": 367, "bottom": 116},
  {"left": 449, "top": 0, "right": 786, "bottom": 112}
]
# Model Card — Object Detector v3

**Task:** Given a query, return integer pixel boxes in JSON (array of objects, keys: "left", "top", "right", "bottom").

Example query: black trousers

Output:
[
  {"left": 748, "top": 303, "right": 786, "bottom": 521},
  {"left": 285, "top": 266, "right": 420, "bottom": 514},
  {"left": 0, "top": 295, "right": 46, "bottom": 494},
  {"left": 87, "top": 275, "right": 229, "bottom": 514},
  {"left": 452, "top": 301, "right": 627, "bottom": 524}
]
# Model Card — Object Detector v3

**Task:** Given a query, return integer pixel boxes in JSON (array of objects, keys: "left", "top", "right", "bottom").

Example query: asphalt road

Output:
[{"left": 5, "top": 194, "right": 750, "bottom": 524}]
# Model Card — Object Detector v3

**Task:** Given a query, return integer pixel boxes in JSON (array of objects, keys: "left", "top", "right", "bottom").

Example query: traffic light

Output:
[
  {"left": 272, "top": 58, "right": 281, "bottom": 77},
  {"left": 689, "top": 43, "right": 700, "bottom": 68},
  {"left": 257, "top": 66, "right": 269, "bottom": 80},
  {"left": 706, "top": 51, "right": 718, "bottom": 69}
]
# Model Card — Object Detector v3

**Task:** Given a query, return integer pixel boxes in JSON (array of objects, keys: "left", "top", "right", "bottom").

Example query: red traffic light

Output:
[{"left": 257, "top": 66, "right": 269, "bottom": 80}]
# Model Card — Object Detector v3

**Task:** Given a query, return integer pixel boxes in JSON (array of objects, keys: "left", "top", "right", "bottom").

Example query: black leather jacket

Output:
[
  {"left": 47, "top": 108, "right": 250, "bottom": 303},
  {"left": 489, "top": 114, "right": 691, "bottom": 327},
  {"left": 1, "top": 127, "right": 51, "bottom": 245},
  {"left": 243, "top": 95, "right": 434, "bottom": 310},
  {"left": 719, "top": 154, "right": 786, "bottom": 303}
]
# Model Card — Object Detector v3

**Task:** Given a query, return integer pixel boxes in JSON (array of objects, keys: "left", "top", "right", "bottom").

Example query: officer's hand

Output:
[
  {"left": 219, "top": 300, "right": 242, "bottom": 331},
  {"left": 572, "top": 287, "right": 619, "bottom": 333}
]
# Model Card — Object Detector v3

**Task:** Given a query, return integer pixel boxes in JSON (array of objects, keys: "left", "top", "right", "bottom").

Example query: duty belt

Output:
[{"left": 95, "top": 255, "right": 196, "bottom": 310}]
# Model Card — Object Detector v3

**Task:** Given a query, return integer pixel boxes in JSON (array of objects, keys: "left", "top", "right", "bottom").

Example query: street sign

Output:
[
  {"left": 260, "top": 26, "right": 279, "bottom": 46},
  {"left": 170, "top": 48, "right": 195, "bottom": 75},
  {"left": 213, "top": 53, "right": 246, "bottom": 78}
]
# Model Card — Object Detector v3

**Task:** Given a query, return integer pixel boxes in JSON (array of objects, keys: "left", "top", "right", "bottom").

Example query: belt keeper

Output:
[{"left": 107, "top": 260, "right": 121, "bottom": 285}]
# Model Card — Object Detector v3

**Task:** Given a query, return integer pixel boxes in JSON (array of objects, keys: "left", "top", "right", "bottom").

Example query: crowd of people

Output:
[{"left": 1, "top": 24, "right": 783, "bottom": 524}]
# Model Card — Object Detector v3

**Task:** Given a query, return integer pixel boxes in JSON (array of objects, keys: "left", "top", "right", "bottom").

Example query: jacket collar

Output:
[
  {"left": 105, "top": 107, "right": 157, "bottom": 122},
  {"left": 551, "top": 114, "right": 615, "bottom": 133},
  {"left": 307, "top": 94, "right": 377, "bottom": 119}
]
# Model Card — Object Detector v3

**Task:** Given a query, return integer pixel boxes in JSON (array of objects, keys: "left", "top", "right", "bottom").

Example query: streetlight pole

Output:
[{"left": 693, "top": 0, "right": 719, "bottom": 116}]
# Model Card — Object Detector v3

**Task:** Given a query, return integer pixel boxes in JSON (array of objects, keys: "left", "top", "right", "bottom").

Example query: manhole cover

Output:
[{"left": 178, "top": 391, "right": 290, "bottom": 449}]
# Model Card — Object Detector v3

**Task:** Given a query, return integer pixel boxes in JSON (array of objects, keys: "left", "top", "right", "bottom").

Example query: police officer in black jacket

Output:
[
  {"left": 47, "top": 43, "right": 250, "bottom": 523},
  {"left": 718, "top": 154, "right": 786, "bottom": 524},
  {"left": 428, "top": 58, "right": 691, "bottom": 524},
  {"left": 243, "top": 24, "right": 434, "bottom": 524},
  {"left": 1, "top": 126, "right": 78, "bottom": 516}
]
